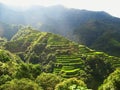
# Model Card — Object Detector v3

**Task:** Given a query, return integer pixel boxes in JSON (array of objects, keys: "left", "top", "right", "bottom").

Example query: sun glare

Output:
[{"left": 0, "top": 0, "right": 120, "bottom": 17}]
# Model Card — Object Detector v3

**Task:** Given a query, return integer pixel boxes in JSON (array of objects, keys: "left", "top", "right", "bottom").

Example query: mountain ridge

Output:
[
  {"left": 1, "top": 4, "right": 120, "bottom": 57},
  {"left": 3, "top": 27, "right": 120, "bottom": 89},
  {"left": 1, "top": 3, "right": 120, "bottom": 90}
]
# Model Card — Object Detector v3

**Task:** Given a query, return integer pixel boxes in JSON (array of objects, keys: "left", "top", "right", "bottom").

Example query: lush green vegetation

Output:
[
  {"left": 73, "top": 20, "right": 120, "bottom": 57},
  {"left": 99, "top": 68, "right": 120, "bottom": 90},
  {"left": 1, "top": 4, "right": 120, "bottom": 89},
  {"left": 0, "top": 27, "right": 120, "bottom": 89},
  {"left": 0, "top": 78, "right": 42, "bottom": 90},
  {"left": 1, "top": 4, "right": 120, "bottom": 57},
  {"left": 55, "top": 78, "right": 89, "bottom": 90}
]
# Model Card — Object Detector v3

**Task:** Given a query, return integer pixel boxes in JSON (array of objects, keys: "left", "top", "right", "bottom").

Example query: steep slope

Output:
[
  {"left": 0, "top": 21, "right": 20, "bottom": 40},
  {"left": 0, "top": 49, "right": 43, "bottom": 89},
  {"left": 4, "top": 28, "right": 120, "bottom": 89},
  {"left": 0, "top": 49, "right": 22, "bottom": 85},
  {"left": 73, "top": 19, "right": 120, "bottom": 57},
  {"left": 99, "top": 68, "right": 120, "bottom": 90},
  {"left": 1, "top": 4, "right": 120, "bottom": 56},
  {"left": 91, "top": 31, "right": 120, "bottom": 56},
  {"left": 0, "top": 49, "right": 21, "bottom": 63}
]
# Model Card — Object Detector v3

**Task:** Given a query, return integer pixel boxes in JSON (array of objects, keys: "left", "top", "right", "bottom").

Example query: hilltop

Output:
[
  {"left": 2, "top": 27, "right": 120, "bottom": 89},
  {"left": 1, "top": 4, "right": 120, "bottom": 56}
]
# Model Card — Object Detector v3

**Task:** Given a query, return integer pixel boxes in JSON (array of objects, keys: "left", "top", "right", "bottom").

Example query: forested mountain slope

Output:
[
  {"left": 1, "top": 2, "right": 120, "bottom": 90},
  {"left": 1, "top": 4, "right": 120, "bottom": 56},
  {"left": 99, "top": 68, "right": 120, "bottom": 90},
  {"left": 3, "top": 27, "right": 120, "bottom": 89}
]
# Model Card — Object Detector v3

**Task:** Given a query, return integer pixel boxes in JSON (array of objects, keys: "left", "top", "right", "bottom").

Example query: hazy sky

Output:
[{"left": 0, "top": 0, "right": 120, "bottom": 17}]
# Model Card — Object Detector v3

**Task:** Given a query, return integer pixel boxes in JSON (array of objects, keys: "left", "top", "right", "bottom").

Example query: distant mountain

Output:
[
  {"left": 1, "top": 4, "right": 120, "bottom": 56},
  {"left": 4, "top": 27, "right": 120, "bottom": 89},
  {"left": 0, "top": 3, "right": 24, "bottom": 24},
  {"left": 0, "top": 21, "right": 20, "bottom": 40},
  {"left": 73, "top": 17, "right": 120, "bottom": 57}
]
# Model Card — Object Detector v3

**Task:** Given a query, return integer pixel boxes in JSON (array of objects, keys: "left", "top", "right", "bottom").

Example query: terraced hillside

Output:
[
  {"left": 53, "top": 45, "right": 89, "bottom": 78},
  {"left": 4, "top": 27, "right": 120, "bottom": 89},
  {"left": 55, "top": 55, "right": 84, "bottom": 78}
]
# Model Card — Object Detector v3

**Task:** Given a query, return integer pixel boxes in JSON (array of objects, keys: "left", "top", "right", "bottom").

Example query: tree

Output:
[
  {"left": 36, "top": 73, "right": 61, "bottom": 90},
  {"left": 0, "top": 75, "right": 11, "bottom": 85},
  {"left": 0, "top": 49, "right": 11, "bottom": 63},
  {"left": 99, "top": 68, "right": 120, "bottom": 90},
  {"left": 85, "top": 54, "right": 113, "bottom": 89},
  {"left": 55, "top": 78, "right": 89, "bottom": 90},
  {"left": 0, "top": 78, "right": 42, "bottom": 90},
  {"left": 15, "top": 63, "right": 41, "bottom": 79}
]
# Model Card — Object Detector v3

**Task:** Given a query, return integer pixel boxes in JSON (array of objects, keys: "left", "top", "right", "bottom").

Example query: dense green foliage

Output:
[
  {"left": 99, "top": 68, "right": 120, "bottom": 90},
  {"left": 36, "top": 73, "right": 61, "bottom": 90},
  {"left": 91, "top": 31, "right": 120, "bottom": 57},
  {"left": 73, "top": 20, "right": 120, "bottom": 57},
  {"left": 1, "top": 28, "right": 120, "bottom": 89},
  {"left": 15, "top": 63, "right": 42, "bottom": 79},
  {"left": 0, "top": 49, "right": 22, "bottom": 85},
  {"left": 1, "top": 4, "right": 120, "bottom": 89},
  {"left": 0, "top": 78, "right": 42, "bottom": 90},
  {"left": 55, "top": 78, "right": 88, "bottom": 90}
]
